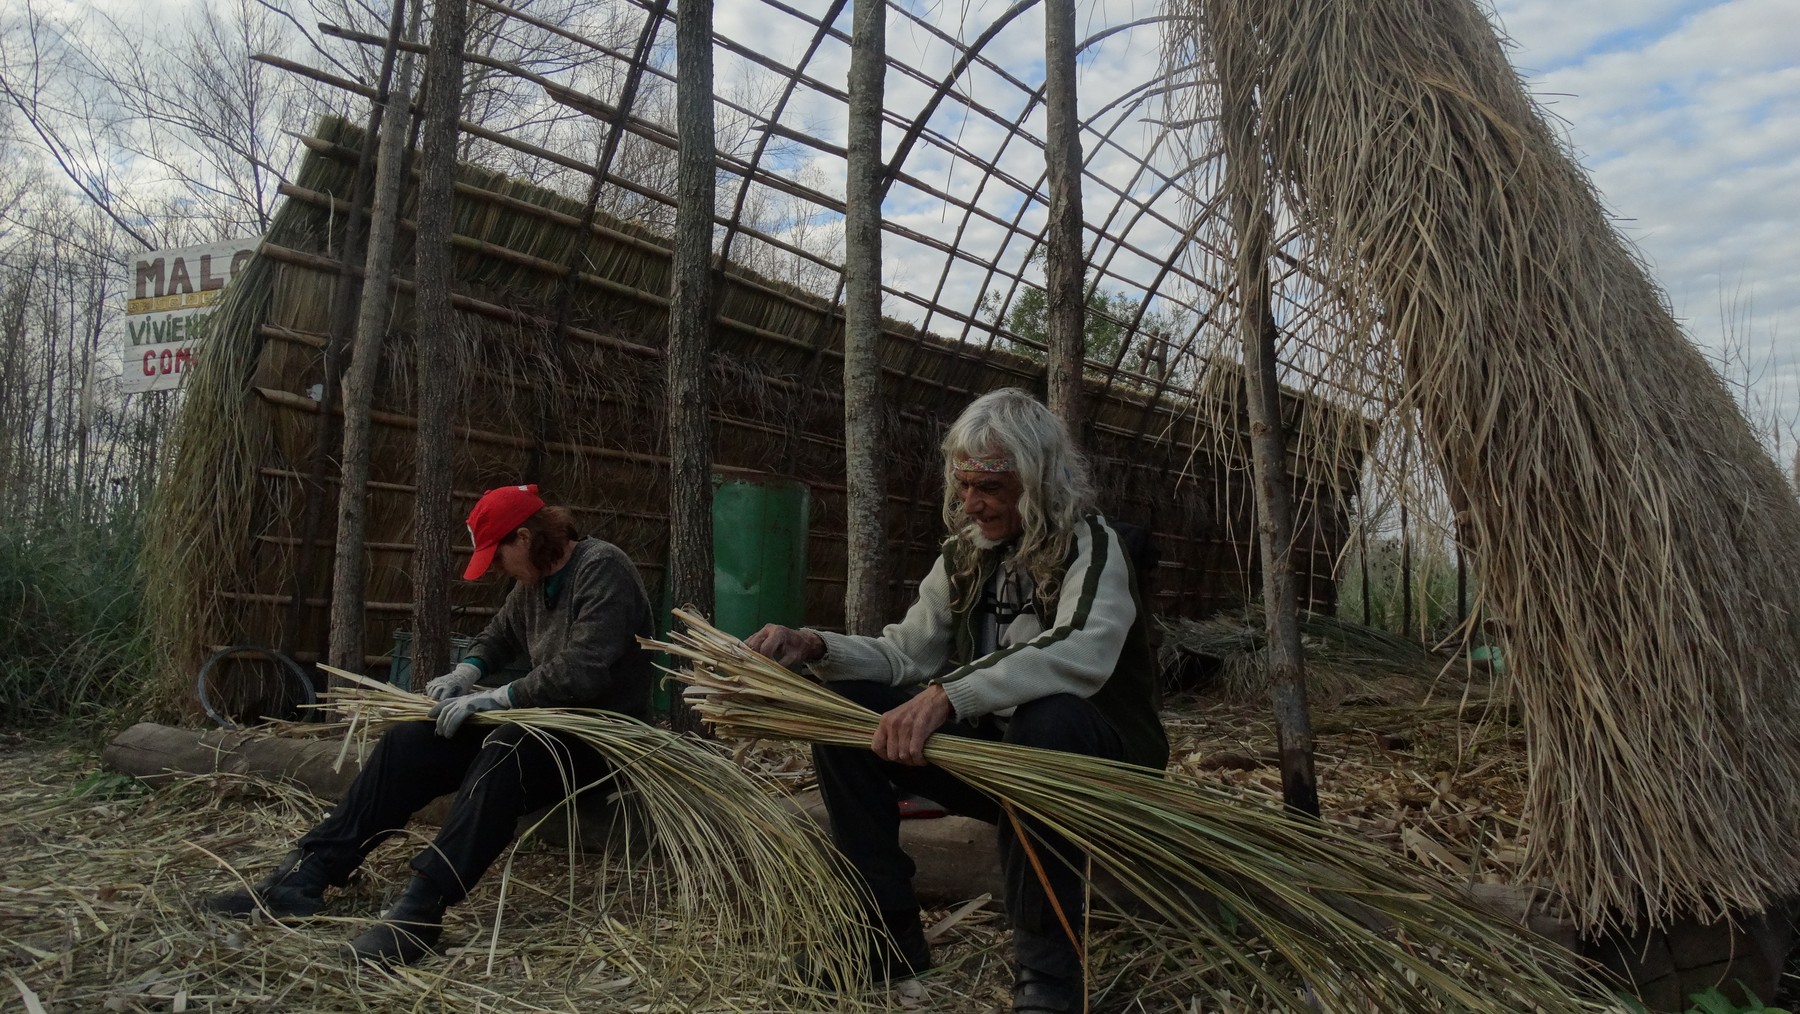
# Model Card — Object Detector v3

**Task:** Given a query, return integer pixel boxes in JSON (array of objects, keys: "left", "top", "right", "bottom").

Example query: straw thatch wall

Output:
[
  {"left": 143, "top": 116, "right": 1364, "bottom": 712},
  {"left": 1171, "top": 0, "right": 1800, "bottom": 930}
]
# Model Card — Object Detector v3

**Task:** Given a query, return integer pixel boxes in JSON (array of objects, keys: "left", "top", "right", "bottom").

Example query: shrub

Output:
[{"left": 0, "top": 509, "right": 153, "bottom": 731}]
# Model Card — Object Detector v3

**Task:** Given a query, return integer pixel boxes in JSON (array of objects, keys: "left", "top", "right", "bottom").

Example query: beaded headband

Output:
[{"left": 952, "top": 451, "right": 1015, "bottom": 473}]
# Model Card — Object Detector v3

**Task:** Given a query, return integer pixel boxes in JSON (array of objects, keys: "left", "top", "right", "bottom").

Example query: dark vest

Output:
[{"left": 943, "top": 517, "right": 1168, "bottom": 770}]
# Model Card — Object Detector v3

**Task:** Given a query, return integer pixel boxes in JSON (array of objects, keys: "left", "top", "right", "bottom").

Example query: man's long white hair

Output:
[{"left": 941, "top": 388, "right": 1095, "bottom": 608}]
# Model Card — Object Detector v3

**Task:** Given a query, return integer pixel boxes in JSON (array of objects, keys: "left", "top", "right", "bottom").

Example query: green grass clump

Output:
[{"left": 0, "top": 511, "right": 154, "bottom": 731}]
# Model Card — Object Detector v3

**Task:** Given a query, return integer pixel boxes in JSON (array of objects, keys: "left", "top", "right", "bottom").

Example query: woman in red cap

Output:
[{"left": 205, "top": 484, "right": 657, "bottom": 965}]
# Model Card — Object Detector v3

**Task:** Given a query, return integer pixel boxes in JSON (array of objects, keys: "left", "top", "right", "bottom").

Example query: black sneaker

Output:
[
  {"left": 1013, "top": 926, "right": 1085, "bottom": 1013},
  {"left": 345, "top": 876, "right": 448, "bottom": 966},
  {"left": 1013, "top": 966, "right": 1083, "bottom": 1013},
  {"left": 204, "top": 850, "right": 334, "bottom": 919}
]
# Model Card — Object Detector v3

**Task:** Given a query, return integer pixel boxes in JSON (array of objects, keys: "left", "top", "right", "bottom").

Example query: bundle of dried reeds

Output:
[
  {"left": 314, "top": 665, "right": 871, "bottom": 1002},
  {"left": 1165, "top": 0, "right": 1800, "bottom": 931},
  {"left": 652, "top": 610, "right": 1612, "bottom": 1012},
  {"left": 1158, "top": 607, "right": 1466, "bottom": 705}
]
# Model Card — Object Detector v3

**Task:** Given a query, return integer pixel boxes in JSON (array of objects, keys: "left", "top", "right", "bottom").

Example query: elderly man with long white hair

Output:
[{"left": 749, "top": 387, "right": 1167, "bottom": 1014}]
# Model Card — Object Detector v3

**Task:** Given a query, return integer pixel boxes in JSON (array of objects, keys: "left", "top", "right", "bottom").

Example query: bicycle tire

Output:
[{"left": 195, "top": 645, "right": 316, "bottom": 729}]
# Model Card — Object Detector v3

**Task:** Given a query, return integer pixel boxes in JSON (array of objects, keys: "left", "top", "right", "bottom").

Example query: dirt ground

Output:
[{"left": 2, "top": 690, "right": 1787, "bottom": 1012}]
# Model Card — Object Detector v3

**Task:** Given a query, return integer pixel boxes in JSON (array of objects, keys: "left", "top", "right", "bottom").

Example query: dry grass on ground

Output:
[{"left": 2, "top": 687, "right": 1541, "bottom": 1013}]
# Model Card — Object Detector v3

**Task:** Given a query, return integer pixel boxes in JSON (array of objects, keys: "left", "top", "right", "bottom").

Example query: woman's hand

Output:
[{"left": 423, "top": 662, "right": 482, "bottom": 702}]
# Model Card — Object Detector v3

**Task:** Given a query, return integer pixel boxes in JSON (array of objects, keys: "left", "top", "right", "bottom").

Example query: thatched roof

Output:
[{"left": 1166, "top": 0, "right": 1800, "bottom": 931}]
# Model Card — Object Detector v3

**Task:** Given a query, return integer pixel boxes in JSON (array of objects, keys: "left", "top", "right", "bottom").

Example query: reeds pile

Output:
[
  {"left": 1158, "top": 607, "right": 1465, "bottom": 705},
  {"left": 315, "top": 666, "right": 871, "bottom": 1004},
  {"left": 1164, "top": 0, "right": 1800, "bottom": 930},
  {"left": 653, "top": 610, "right": 1613, "bottom": 1012}
]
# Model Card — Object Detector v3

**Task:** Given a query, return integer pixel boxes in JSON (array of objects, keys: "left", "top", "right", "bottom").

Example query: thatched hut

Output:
[{"left": 143, "top": 115, "right": 1363, "bottom": 717}]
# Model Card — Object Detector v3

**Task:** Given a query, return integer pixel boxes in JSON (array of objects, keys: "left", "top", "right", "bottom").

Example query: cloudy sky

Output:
[
  {"left": 1489, "top": 0, "right": 1800, "bottom": 430},
  {"left": 36, "top": 0, "right": 1793, "bottom": 420},
  {"left": 698, "top": 0, "right": 1797, "bottom": 425}
]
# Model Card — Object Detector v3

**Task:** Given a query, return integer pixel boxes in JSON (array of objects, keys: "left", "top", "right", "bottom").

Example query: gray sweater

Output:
[
  {"left": 463, "top": 537, "right": 655, "bottom": 718},
  {"left": 812, "top": 517, "right": 1135, "bottom": 718},
  {"left": 809, "top": 516, "right": 1167, "bottom": 769}
]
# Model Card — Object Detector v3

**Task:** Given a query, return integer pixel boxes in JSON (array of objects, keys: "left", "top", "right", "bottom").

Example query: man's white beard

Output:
[{"left": 964, "top": 526, "right": 1022, "bottom": 553}]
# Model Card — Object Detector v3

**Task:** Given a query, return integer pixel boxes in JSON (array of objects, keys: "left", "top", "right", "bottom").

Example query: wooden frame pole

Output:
[
  {"left": 1042, "top": 0, "right": 1085, "bottom": 432},
  {"left": 668, "top": 0, "right": 717, "bottom": 730},
  {"left": 842, "top": 0, "right": 888, "bottom": 635}
]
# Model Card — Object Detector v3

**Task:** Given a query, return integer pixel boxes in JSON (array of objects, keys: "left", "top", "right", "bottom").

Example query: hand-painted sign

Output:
[{"left": 121, "top": 238, "right": 260, "bottom": 393}]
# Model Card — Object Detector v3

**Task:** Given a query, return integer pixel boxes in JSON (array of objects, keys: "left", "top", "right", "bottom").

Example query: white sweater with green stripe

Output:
[{"left": 810, "top": 518, "right": 1138, "bottom": 721}]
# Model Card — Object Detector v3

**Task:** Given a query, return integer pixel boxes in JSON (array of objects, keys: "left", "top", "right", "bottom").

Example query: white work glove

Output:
[
  {"left": 424, "top": 662, "right": 482, "bottom": 702},
  {"left": 429, "top": 684, "right": 514, "bottom": 737}
]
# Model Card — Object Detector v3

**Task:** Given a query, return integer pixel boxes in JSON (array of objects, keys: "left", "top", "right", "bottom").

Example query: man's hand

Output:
[
  {"left": 428, "top": 684, "right": 513, "bottom": 737},
  {"left": 424, "top": 662, "right": 482, "bottom": 702},
  {"left": 872, "top": 685, "right": 954, "bottom": 767},
  {"left": 745, "top": 624, "right": 826, "bottom": 668}
]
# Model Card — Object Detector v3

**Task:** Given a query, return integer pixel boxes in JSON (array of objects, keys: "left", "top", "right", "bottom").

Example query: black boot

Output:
[
  {"left": 345, "top": 876, "right": 447, "bottom": 966},
  {"left": 1012, "top": 927, "right": 1084, "bottom": 1013},
  {"left": 204, "top": 850, "right": 335, "bottom": 919},
  {"left": 870, "top": 907, "right": 933, "bottom": 983}
]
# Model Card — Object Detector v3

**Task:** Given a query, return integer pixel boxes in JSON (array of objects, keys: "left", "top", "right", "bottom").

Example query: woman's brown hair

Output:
[{"left": 502, "top": 505, "right": 580, "bottom": 577}]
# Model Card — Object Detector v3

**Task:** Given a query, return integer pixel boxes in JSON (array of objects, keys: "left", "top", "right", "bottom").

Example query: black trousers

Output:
[
  {"left": 297, "top": 721, "right": 608, "bottom": 904},
  {"left": 812, "top": 680, "right": 1124, "bottom": 977}
]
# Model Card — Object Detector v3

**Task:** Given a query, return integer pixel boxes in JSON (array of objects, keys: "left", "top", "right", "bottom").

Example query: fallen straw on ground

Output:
[{"left": 651, "top": 609, "right": 1616, "bottom": 1012}]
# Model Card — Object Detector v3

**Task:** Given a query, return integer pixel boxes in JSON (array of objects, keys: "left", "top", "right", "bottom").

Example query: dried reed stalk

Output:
[{"left": 652, "top": 610, "right": 1614, "bottom": 1012}]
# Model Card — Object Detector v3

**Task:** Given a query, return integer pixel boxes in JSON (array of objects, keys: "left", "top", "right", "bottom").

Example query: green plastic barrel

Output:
[{"left": 654, "top": 474, "right": 810, "bottom": 713}]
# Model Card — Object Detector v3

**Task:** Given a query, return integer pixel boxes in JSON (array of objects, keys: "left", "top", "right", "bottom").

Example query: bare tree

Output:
[
  {"left": 0, "top": 1, "right": 158, "bottom": 248},
  {"left": 331, "top": 4, "right": 422, "bottom": 670},
  {"left": 0, "top": 0, "right": 310, "bottom": 241},
  {"left": 1220, "top": 55, "right": 1317, "bottom": 818},
  {"left": 0, "top": 174, "right": 149, "bottom": 528},
  {"left": 666, "top": 0, "right": 715, "bottom": 733},
  {"left": 410, "top": 0, "right": 470, "bottom": 679}
]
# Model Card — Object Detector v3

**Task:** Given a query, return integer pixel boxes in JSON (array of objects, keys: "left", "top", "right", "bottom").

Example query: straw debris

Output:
[{"left": 0, "top": 678, "right": 892, "bottom": 1012}]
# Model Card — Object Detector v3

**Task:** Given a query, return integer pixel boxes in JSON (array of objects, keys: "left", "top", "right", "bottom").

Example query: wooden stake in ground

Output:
[
  {"left": 1219, "top": 37, "right": 1317, "bottom": 818},
  {"left": 667, "top": 0, "right": 717, "bottom": 734},
  {"left": 842, "top": 0, "right": 888, "bottom": 636},
  {"left": 1042, "top": 0, "right": 1085, "bottom": 433},
  {"left": 411, "top": 0, "right": 470, "bottom": 679}
]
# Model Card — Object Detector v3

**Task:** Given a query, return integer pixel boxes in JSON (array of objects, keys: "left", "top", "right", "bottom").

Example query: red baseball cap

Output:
[{"left": 463, "top": 484, "right": 545, "bottom": 580}]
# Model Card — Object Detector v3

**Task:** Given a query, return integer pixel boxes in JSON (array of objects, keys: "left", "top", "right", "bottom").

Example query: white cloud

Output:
[
  {"left": 702, "top": 0, "right": 1800, "bottom": 436},
  {"left": 1492, "top": 0, "right": 1800, "bottom": 426},
  {"left": 1488, "top": 0, "right": 1697, "bottom": 70}
]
